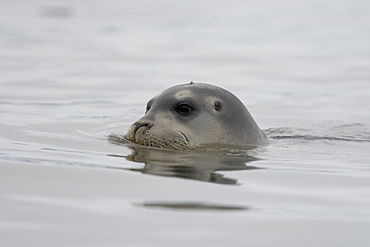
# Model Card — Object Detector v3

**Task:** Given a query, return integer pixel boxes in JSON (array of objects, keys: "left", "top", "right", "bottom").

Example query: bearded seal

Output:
[{"left": 125, "top": 82, "right": 268, "bottom": 149}]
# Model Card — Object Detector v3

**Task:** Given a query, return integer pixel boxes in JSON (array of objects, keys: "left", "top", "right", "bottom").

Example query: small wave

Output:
[
  {"left": 265, "top": 123, "right": 370, "bottom": 143},
  {"left": 107, "top": 133, "right": 131, "bottom": 146},
  {"left": 135, "top": 201, "right": 249, "bottom": 211}
]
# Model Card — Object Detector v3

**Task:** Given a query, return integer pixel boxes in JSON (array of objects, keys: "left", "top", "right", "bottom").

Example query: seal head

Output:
[{"left": 125, "top": 82, "right": 268, "bottom": 149}]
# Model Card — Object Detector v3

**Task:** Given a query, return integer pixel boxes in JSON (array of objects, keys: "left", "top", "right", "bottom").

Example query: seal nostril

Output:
[{"left": 134, "top": 122, "right": 152, "bottom": 132}]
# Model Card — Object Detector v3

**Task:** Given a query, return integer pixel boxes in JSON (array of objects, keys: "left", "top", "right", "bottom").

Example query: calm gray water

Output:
[{"left": 1, "top": 0, "right": 370, "bottom": 246}]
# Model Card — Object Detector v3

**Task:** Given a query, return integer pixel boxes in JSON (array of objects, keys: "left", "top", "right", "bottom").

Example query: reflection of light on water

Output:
[
  {"left": 107, "top": 134, "right": 263, "bottom": 185},
  {"left": 135, "top": 201, "right": 249, "bottom": 211}
]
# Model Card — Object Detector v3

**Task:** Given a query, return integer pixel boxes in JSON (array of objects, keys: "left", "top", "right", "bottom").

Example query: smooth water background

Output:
[{"left": 1, "top": 0, "right": 370, "bottom": 246}]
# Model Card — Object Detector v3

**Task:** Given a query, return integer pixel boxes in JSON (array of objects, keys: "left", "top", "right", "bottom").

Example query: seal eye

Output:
[
  {"left": 175, "top": 102, "right": 194, "bottom": 116},
  {"left": 145, "top": 105, "right": 150, "bottom": 114}
]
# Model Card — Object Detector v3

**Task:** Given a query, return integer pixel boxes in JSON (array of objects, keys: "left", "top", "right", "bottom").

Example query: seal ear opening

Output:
[{"left": 214, "top": 101, "right": 222, "bottom": 111}]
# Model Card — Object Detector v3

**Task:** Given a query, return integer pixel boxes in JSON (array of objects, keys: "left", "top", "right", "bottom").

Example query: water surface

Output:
[{"left": 1, "top": 0, "right": 370, "bottom": 246}]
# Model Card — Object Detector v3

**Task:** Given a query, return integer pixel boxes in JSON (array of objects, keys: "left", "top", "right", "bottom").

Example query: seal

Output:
[{"left": 125, "top": 82, "right": 268, "bottom": 149}]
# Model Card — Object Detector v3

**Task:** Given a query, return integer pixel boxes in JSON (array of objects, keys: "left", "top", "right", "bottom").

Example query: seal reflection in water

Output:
[
  {"left": 125, "top": 82, "right": 268, "bottom": 149},
  {"left": 107, "top": 137, "right": 261, "bottom": 185}
]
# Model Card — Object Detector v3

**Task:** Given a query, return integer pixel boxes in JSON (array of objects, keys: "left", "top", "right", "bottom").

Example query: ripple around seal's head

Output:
[
  {"left": 108, "top": 133, "right": 259, "bottom": 154},
  {"left": 262, "top": 123, "right": 370, "bottom": 166},
  {"left": 265, "top": 123, "right": 370, "bottom": 143}
]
